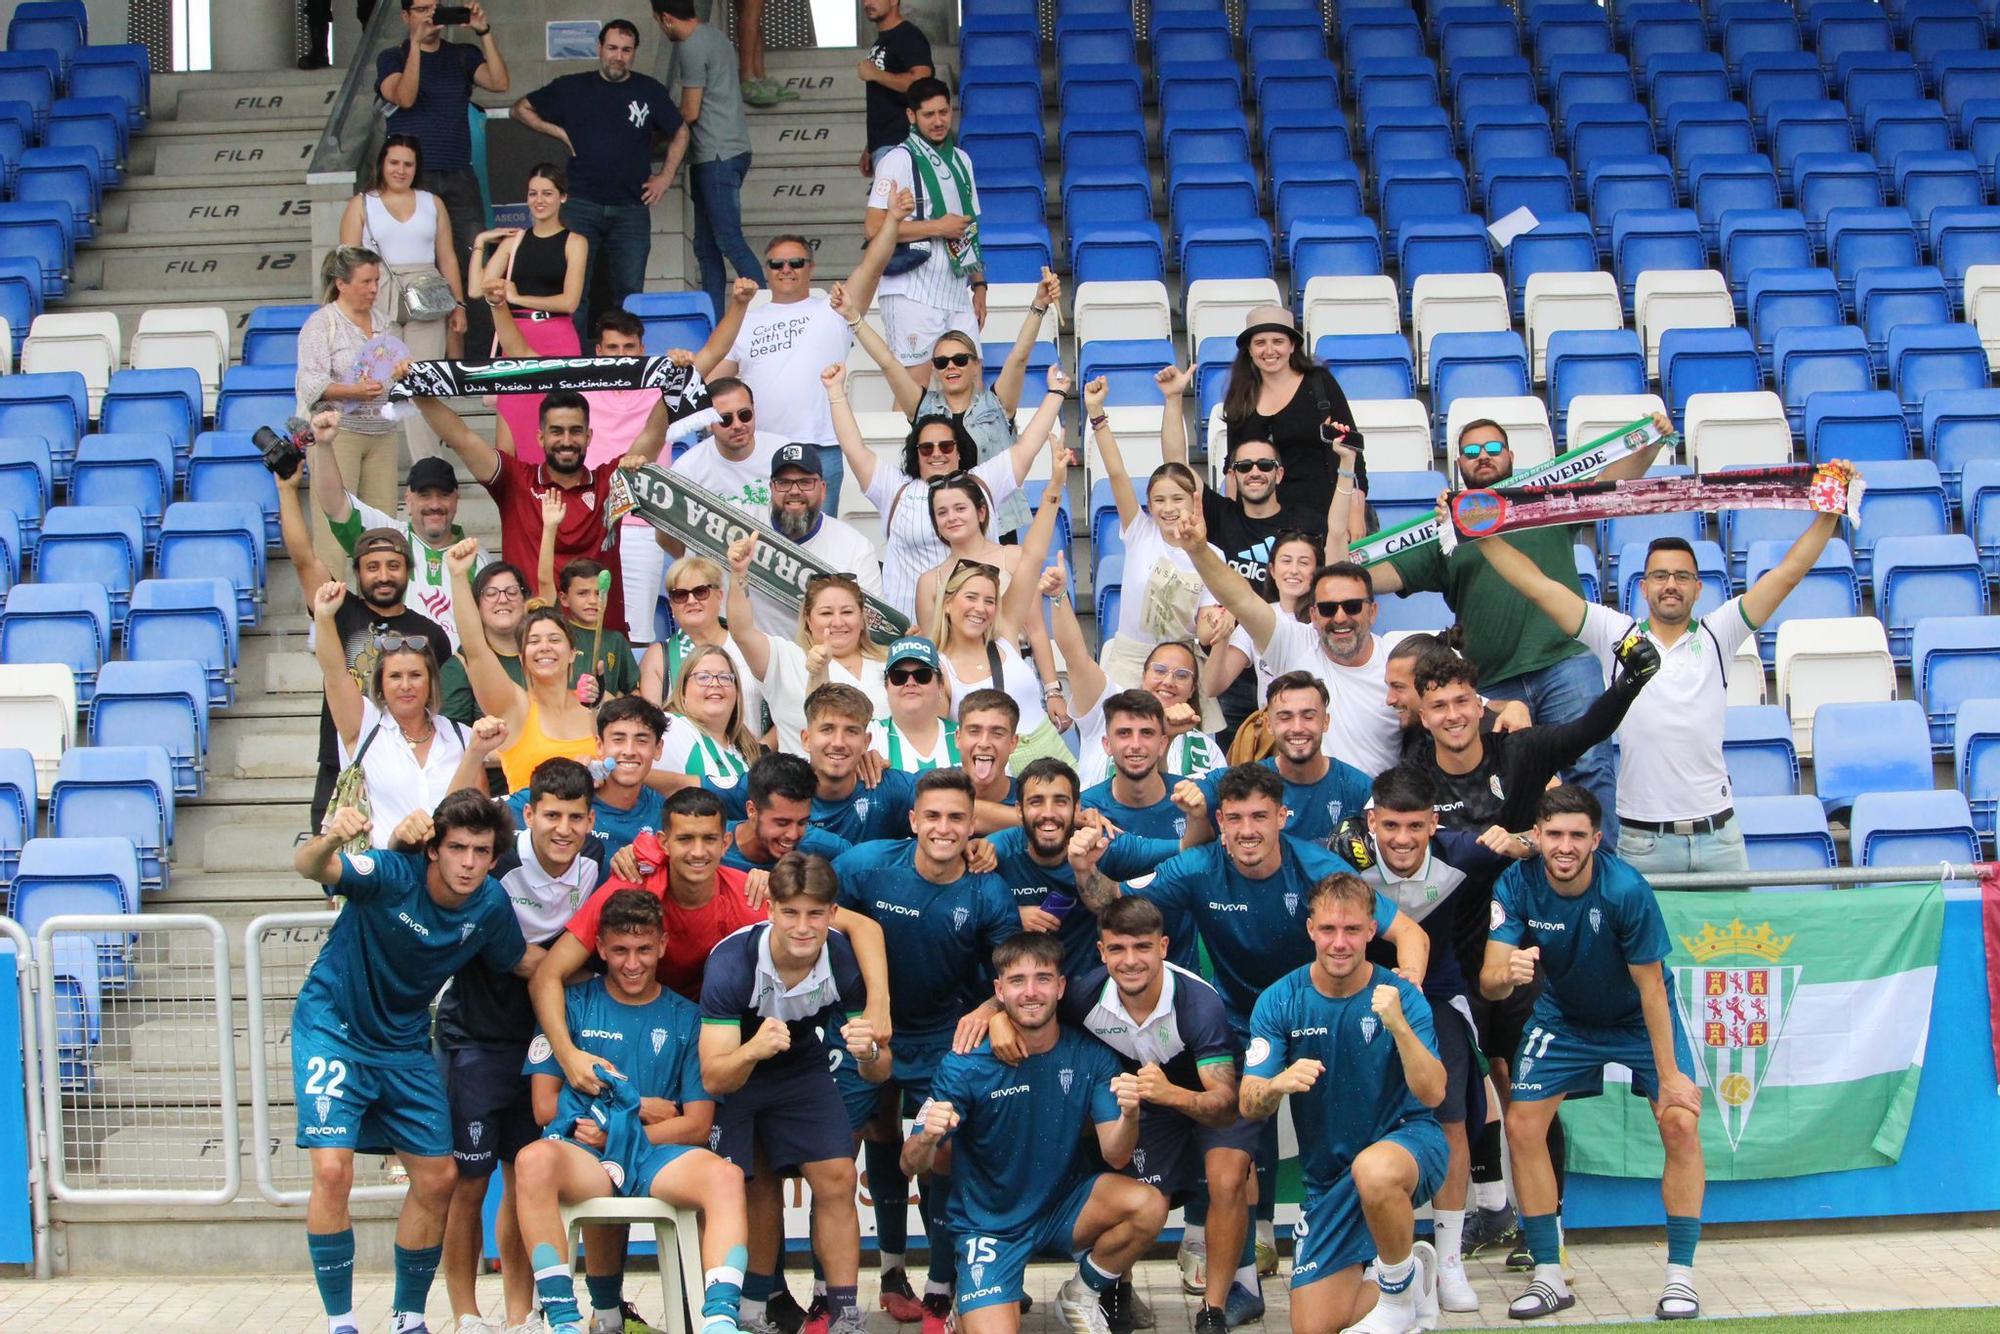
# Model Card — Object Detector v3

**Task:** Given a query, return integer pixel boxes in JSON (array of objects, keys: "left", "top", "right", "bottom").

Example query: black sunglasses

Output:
[
  {"left": 951, "top": 557, "right": 1001, "bottom": 581},
  {"left": 716, "top": 408, "right": 753, "bottom": 426},
  {"left": 931, "top": 352, "right": 976, "bottom": 369},
  {"left": 887, "top": 665, "right": 937, "bottom": 686},
  {"left": 667, "top": 583, "right": 717, "bottom": 604},
  {"left": 767, "top": 257, "right": 810, "bottom": 271},
  {"left": 1231, "top": 458, "right": 1279, "bottom": 474},
  {"left": 1314, "top": 598, "right": 1370, "bottom": 618}
]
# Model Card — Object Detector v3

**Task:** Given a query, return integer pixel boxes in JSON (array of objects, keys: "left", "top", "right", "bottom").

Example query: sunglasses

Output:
[
  {"left": 1231, "top": 458, "right": 1279, "bottom": 474},
  {"left": 667, "top": 583, "right": 717, "bottom": 604},
  {"left": 916, "top": 439, "right": 959, "bottom": 457},
  {"left": 951, "top": 557, "right": 1001, "bottom": 581},
  {"left": 887, "top": 665, "right": 937, "bottom": 686},
  {"left": 931, "top": 352, "right": 977, "bottom": 369},
  {"left": 766, "top": 257, "right": 810, "bottom": 271},
  {"left": 716, "top": 408, "right": 754, "bottom": 427},
  {"left": 1315, "top": 598, "right": 1370, "bottom": 618},
  {"left": 1460, "top": 440, "right": 1507, "bottom": 459},
  {"left": 374, "top": 632, "right": 431, "bottom": 653}
]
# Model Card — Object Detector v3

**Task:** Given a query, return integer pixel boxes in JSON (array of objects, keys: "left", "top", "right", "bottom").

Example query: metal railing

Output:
[
  {"left": 1650, "top": 863, "right": 1995, "bottom": 890},
  {"left": 34, "top": 914, "right": 239, "bottom": 1206},
  {"left": 243, "top": 911, "right": 405, "bottom": 1207},
  {"left": 1, "top": 917, "right": 51, "bottom": 1278},
  {"left": 305, "top": 0, "right": 403, "bottom": 184}
]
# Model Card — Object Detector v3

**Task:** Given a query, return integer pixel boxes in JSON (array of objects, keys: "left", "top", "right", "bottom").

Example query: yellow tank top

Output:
[{"left": 497, "top": 698, "right": 598, "bottom": 794}]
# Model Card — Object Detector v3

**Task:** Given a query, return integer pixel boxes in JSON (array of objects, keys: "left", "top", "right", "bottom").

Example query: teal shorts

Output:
[
  {"left": 1508, "top": 1006, "right": 1697, "bottom": 1103},
  {"left": 954, "top": 1173, "right": 1101, "bottom": 1313},
  {"left": 293, "top": 1026, "right": 451, "bottom": 1158},
  {"left": 1288, "top": 1121, "right": 1449, "bottom": 1289}
]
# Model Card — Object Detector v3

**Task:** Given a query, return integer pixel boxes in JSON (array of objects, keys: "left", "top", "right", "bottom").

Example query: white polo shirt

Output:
[
  {"left": 1261, "top": 620, "right": 1403, "bottom": 776},
  {"left": 1576, "top": 598, "right": 1755, "bottom": 824}
]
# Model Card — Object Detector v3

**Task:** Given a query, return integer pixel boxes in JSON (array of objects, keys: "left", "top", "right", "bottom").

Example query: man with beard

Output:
[
  {"left": 1241, "top": 874, "right": 1447, "bottom": 1334},
  {"left": 1196, "top": 673, "right": 1371, "bottom": 850},
  {"left": 1336, "top": 767, "right": 1526, "bottom": 1319},
  {"left": 669, "top": 376, "right": 783, "bottom": 515},
  {"left": 755, "top": 444, "right": 881, "bottom": 637},
  {"left": 904, "top": 932, "right": 1164, "bottom": 1334},
  {"left": 1166, "top": 512, "right": 1404, "bottom": 776},
  {"left": 720, "top": 752, "right": 856, "bottom": 872},
  {"left": 311, "top": 447, "right": 482, "bottom": 639},
  {"left": 832, "top": 769, "right": 1022, "bottom": 1333},
  {"left": 278, "top": 428, "right": 454, "bottom": 833},
  {"left": 1370, "top": 418, "right": 1671, "bottom": 835},
  {"left": 1474, "top": 516, "right": 1840, "bottom": 874},
  {"left": 1066, "top": 639, "right": 1226, "bottom": 791}
]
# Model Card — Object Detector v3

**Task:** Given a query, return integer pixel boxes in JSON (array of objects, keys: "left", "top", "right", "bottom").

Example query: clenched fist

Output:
[
  {"left": 1370, "top": 984, "right": 1408, "bottom": 1035},
  {"left": 747, "top": 1017, "right": 792, "bottom": 1061},
  {"left": 1271, "top": 1058, "right": 1324, "bottom": 1097},
  {"left": 1109, "top": 1072, "right": 1142, "bottom": 1114},
  {"left": 920, "top": 1098, "right": 960, "bottom": 1141},
  {"left": 1508, "top": 946, "right": 1540, "bottom": 987}
]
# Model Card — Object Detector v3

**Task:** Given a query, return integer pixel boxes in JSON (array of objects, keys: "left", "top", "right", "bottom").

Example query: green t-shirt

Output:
[
  {"left": 440, "top": 651, "right": 526, "bottom": 726},
  {"left": 569, "top": 621, "right": 641, "bottom": 697},
  {"left": 1386, "top": 524, "right": 1589, "bottom": 687}
]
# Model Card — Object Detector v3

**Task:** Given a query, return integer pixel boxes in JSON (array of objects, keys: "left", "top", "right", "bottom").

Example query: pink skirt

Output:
[{"left": 494, "top": 312, "right": 582, "bottom": 464}]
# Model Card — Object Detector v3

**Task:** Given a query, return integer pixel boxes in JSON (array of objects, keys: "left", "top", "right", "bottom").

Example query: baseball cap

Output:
[
  {"left": 885, "top": 636, "right": 940, "bottom": 670},
  {"left": 771, "top": 443, "right": 825, "bottom": 479},
  {"left": 406, "top": 457, "right": 459, "bottom": 493},
  {"left": 354, "top": 527, "right": 413, "bottom": 563}
]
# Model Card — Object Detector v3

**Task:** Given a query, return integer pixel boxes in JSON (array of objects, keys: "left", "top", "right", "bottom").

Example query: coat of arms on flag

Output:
[{"left": 1672, "top": 918, "right": 1801, "bottom": 1150}]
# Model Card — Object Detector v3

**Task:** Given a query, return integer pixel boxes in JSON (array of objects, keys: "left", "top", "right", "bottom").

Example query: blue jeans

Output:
[
  {"left": 1481, "top": 651, "right": 1621, "bottom": 841},
  {"left": 562, "top": 196, "right": 651, "bottom": 344},
  {"left": 689, "top": 152, "right": 764, "bottom": 321},
  {"left": 817, "top": 443, "right": 845, "bottom": 517},
  {"left": 1617, "top": 817, "right": 1750, "bottom": 876}
]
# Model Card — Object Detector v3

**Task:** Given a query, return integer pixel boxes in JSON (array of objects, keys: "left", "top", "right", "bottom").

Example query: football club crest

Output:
[
  {"left": 1283, "top": 891, "right": 1300, "bottom": 916},
  {"left": 1360, "top": 1016, "right": 1379, "bottom": 1044},
  {"left": 1588, "top": 907, "right": 1603, "bottom": 934},
  {"left": 528, "top": 1035, "right": 553, "bottom": 1063},
  {"left": 952, "top": 906, "right": 970, "bottom": 932},
  {"left": 1059, "top": 1067, "right": 1074, "bottom": 1095},
  {"left": 468, "top": 1120, "right": 485, "bottom": 1147},
  {"left": 1173, "top": 816, "right": 1187, "bottom": 838},
  {"left": 603, "top": 1160, "right": 625, "bottom": 1187},
  {"left": 651, "top": 1028, "right": 668, "bottom": 1055},
  {"left": 1673, "top": 919, "right": 1802, "bottom": 1151},
  {"left": 314, "top": 1095, "right": 331, "bottom": 1122},
  {"left": 1489, "top": 773, "right": 1505, "bottom": 800},
  {"left": 708, "top": 1125, "right": 723, "bottom": 1150},
  {"left": 461, "top": 922, "right": 476, "bottom": 941},
  {"left": 970, "top": 1265, "right": 985, "bottom": 1287},
  {"left": 854, "top": 797, "right": 872, "bottom": 822},
  {"left": 1132, "top": 1149, "right": 1147, "bottom": 1175},
  {"left": 1518, "top": 1056, "right": 1534, "bottom": 1079}
]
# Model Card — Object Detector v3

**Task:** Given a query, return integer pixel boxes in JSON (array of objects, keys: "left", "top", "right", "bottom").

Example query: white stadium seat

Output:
[
  {"left": 979, "top": 282, "right": 1059, "bottom": 345},
  {"left": 22, "top": 311, "right": 120, "bottom": 413},
  {"left": 1184, "top": 277, "right": 1283, "bottom": 356},
  {"left": 842, "top": 346, "right": 898, "bottom": 414},
  {"left": 1633, "top": 269, "right": 1735, "bottom": 378},
  {"left": 1776, "top": 616, "right": 1896, "bottom": 755},
  {"left": 0, "top": 662, "right": 78, "bottom": 794},
  {"left": 1727, "top": 636, "right": 1767, "bottom": 706},
  {"left": 1348, "top": 398, "right": 1436, "bottom": 474},
  {"left": 130, "top": 307, "right": 229, "bottom": 411},
  {"left": 1524, "top": 271, "right": 1623, "bottom": 383},
  {"left": 1301, "top": 275, "right": 1402, "bottom": 345},
  {"left": 1564, "top": 392, "right": 1668, "bottom": 453},
  {"left": 1072, "top": 280, "right": 1173, "bottom": 345},
  {"left": 1682, "top": 390, "right": 1793, "bottom": 472},
  {"left": 1411, "top": 272, "right": 1510, "bottom": 386},
  {"left": 1443, "top": 395, "right": 1555, "bottom": 470},
  {"left": 1964, "top": 264, "right": 2000, "bottom": 373}
]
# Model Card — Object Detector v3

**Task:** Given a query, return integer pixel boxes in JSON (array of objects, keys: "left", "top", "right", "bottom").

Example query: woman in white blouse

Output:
[
  {"left": 311, "top": 579, "right": 466, "bottom": 848},
  {"left": 296, "top": 245, "right": 399, "bottom": 577},
  {"left": 822, "top": 360, "right": 1065, "bottom": 617},
  {"left": 725, "top": 535, "right": 888, "bottom": 754},
  {"left": 656, "top": 642, "right": 761, "bottom": 782}
]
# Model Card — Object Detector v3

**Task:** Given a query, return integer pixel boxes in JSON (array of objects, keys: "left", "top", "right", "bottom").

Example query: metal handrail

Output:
[
  {"left": 0, "top": 917, "right": 51, "bottom": 1278},
  {"left": 305, "top": 0, "right": 408, "bottom": 184},
  {"left": 1648, "top": 863, "right": 1995, "bottom": 890}
]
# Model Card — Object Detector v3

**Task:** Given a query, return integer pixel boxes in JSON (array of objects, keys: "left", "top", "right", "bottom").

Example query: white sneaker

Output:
[
  {"left": 1411, "top": 1242, "right": 1438, "bottom": 1331},
  {"left": 505, "top": 1319, "right": 550, "bottom": 1334},
  {"left": 1178, "top": 1240, "right": 1208, "bottom": 1295},
  {"left": 1338, "top": 1300, "right": 1421, "bottom": 1334},
  {"left": 1055, "top": 1276, "right": 1113, "bottom": 1334},
  {"left": 457, "top": 1318, "right": 503, "bottom": 1334},
  {"left": 1437, "top": 1253, "right": 1480, "bottom": 1314}
]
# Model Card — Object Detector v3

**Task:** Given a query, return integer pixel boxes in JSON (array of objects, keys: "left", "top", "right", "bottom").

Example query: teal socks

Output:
[
  {"left": 533, "top": 1242, "right": 580, "bottom": 1327},
  {"left": 1666, "top": 1214, "right": 1701, "bottom": 1267},
  {"left": 307, "top": 1229, "right": 355, "bottom": 1319},
  {"left": 1521, "top": 1212, "right": 1563, "bottom": 1268}
]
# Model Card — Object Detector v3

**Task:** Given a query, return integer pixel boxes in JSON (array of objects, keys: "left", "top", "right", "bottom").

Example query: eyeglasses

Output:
[
  {"left": 766, "top": 257, "right": 810, "bottom": 271},
  {"left": 772, "top": 475, "right": 819, "bottom": 493},
  {"left": 951, "top": 557, "right": 1000, "bottom": 582},
  {"left": 715, "top": 408, "right": 754, "bottom": 427},
  {"left": 916, "top": 439, "right": 959, "bottom": 457},
  {"left": 374, "top": 632, "right": 430, "bottom": 653},
  {"left": 1314, "top": 597, "right": 1370, "bottom": 618},
  {"left": 887, "top": 665, "right": 937, "bottom": 686},
  {"left": 1643, "top": 570, "right": 1700, "bottom": 585},
  {"left": 1460, "top": 440, "right": 1508, "bottom": 459},
  {"left": 1231, "top": 458, "right": 1279, "bottom": 475},
  {"left": 1146, "top": 663, "right": 1196, "bottom": 685},
  {"left": 480, "top": 584, "right": 524, "bottom": 602},
  {"left": 931, "top": 352, "right": 976, "bottom": 369},
  {"left": 688, "top": 669, "right": 737, "bottom": 688},
  {"left": 667, "top": 583, "right": 717, "bottom": 604}
]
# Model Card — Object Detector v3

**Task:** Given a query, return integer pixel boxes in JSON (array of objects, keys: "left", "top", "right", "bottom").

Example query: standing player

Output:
[
  {"left": 1241, "top": 874, "right": 1448, "bottom": 1334},
  {"left": 903, "top": 933, "right": 1168, "bottom": 1334},
  {"left": 514, "top": 889, "right": 749, "bottom": 1334},
  {"left": 833, "top": 768, "right": 1022, "bottom": 1331},
  {"left": 1479, "top": 787, "right": 1704, "bottom": 1321},
  {"left": 701, "top": 854, "right": 893, "bottom": 1334},
  {"left": 1197, "top": 672, "right": 1371, "bottom": 849},
  {"left": 292, "top": 793, "right": 534, "bottom": 1334}
]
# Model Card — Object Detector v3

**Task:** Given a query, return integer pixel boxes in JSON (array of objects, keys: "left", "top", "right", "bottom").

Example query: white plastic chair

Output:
[
  {"left": 1564, "top": 392, "right": 1668, "bottom": 453},
  {"left": 559, "top": 1196, "right": 704, "bottom": 1334},
  {"left": 1964, "top": 264, "right": 2000, "bottom": 373},
  {"left": 0, "top": 663, "right": 77, "bottom": 795},
  {"left": 1775, "top": 616, "right": 1896, "bottom": 754},
  {"left": 22, "top": 311, "right": 120, "bottom": 413},
  {"left": 979, "top": 282, "right": 1058, "bottom": 345},
  {"left": 1184, "top": 277, "right": 1284, "bottom": 356},
  {"left": 1348, "top": 398, "right": 1436, "bottom": 473},
  {"left": 1681, "top": 390, "right": 1792, "bottom": 472},
  {"left": 1411, "top": 273, "right": 1510, "bottom": 385},
  {"left": 1632, "top": 269, "right": 1735, "bottom": 378},
  {"left": 1524, "top": 271, "right": 1623, "bottom": 383},
  {"left": 1072, "top": 280, "right": 1173, "bottom": 345},
  {"left": 1301, "top": 275, "right": 1402, "bottom": 344},
  {"left": 1442, "top": 395, "right": 1555, "bottom": 469},
  {"left": 131, "top": 307, "right": 229, "bottom": 411}
]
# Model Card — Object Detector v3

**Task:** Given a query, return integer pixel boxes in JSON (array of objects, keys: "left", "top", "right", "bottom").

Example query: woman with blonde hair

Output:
[
  {"left": 296, "top": 244, "right": 400, "bottom": 575},
  {"left": 928, "top": 465, "right": 1072, "bottom": 774},
  {"left": 657, "top": 642, "right": 761, "bottom": 781},
  {"left": 725, "top": 539, "right": 888, "bottom": 754},
  {"left": 638, "top": 553, "right": 762, "bottom": 732}
]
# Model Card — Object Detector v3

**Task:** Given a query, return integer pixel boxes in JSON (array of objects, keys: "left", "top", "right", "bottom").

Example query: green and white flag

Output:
[{"left": 1563, "top": 883, "right": 1946, "bottom": 1181}]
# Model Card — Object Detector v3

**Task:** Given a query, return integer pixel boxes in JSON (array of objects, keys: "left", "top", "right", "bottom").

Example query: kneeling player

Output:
[
  {"left": 515, "top": 889, "right": 749, "bottom": 1334},
  {"left": 1480, "top": 786, "right": 1704, "bottom": 1322},
  {"left": 1241, "top": 875, "right": 1447, "bottom": 1334},
  {"left": 905, "top": 933, "right": 1167, "bottom": 1334}
]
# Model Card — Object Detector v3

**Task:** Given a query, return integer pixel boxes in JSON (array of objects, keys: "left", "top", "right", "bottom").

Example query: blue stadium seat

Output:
[
  {"left": 1810, "top": 699, "right": 1933, "bottom": 815},
  {"left": 1850, "top": 458, "right": 1952, "bottom": 581},
  {"left": 1719, "top": 209, "right": 1814, "bottom": 308},
  {"left": 1934, "top": 49, "right": 2000, "bottom": 122},
  {"left": 1912, "top": 610, "right": 2000, "bottom": 753},
  {"left": 1179, "top": 222, "right": 1274, "bottom": 284},
  {"left": 66, "top": 47, "right": 147, "bottom": 130},
  {"left": 1440, "top": 8, "right": 1522, "bottom": 69},
  {"left": 45, "top": 97, "right": 125, "bottom": 187},
  {"left": 1647, "top": 53, "right": 1733, "bottom": 134},
  {"left": 1602, "top": 510, "right": 1703, "bottom": 584},
  {"left": 1263, "top": 107, "right": 1351, "bottom": 172},
  {"left": 1064, "top": 177, "right": 1154, "bottom": 248},
  {"left": 1897, "top": 152, "right": 1989, "bottom": 247},
  {"left": 91, "top": 659, "right": 209, "bottom": 797},
  {"left": 1742, "top": 53, "right": 1830, "bottom": 122},
  {"left": 1747, "top": 268, "right": 1845, "bottom": 372},
  {"left": 1625, "top": 2, "right": 1708, "bottom": 72},
  {"left": 1079, "top": 339, "right": 1179, "bottom": 407},
  {"left": 0, "top": 52, "right": 55, "bottom": 134},
  {"left": 8, "top": 836, "right": 141, "bottom": 993},
  {"left": 1370, "top": 471, "right": 1453, "bottom": 527},
  {"left": 1745, "top": 536, "right": 1860, "bottom": 660},
  {"left": 1687, "top": 153, "right": 1781, "bottom": 247},
  {"left": 1851, "top": 789, "right": 1981, "bottom": 866},
  {"left": 1367, "top": 105, "right": 1456, "bottom": 165},
  {"left": 35, "top": 505, "right": 142, "bottom": 629},
  {"left": 1274, "top": 163, "right": 1366, "bottom": 247},
  {"left": 0, "top": 746, "right": 32, "bottom": 884},
  {"left": 123, "top": 577, "right": 238, "bottom": 708},
  {"left": 981, "top": 340, "right": 1056, "bottom": 393},
  {"left": 241, "top": 305, "right": 316, "bottom": 367},
  {"left": 1314, "top": 335, "right": 1417, "bottom": 400},
  {"left": 1909, "top": 5, "right": 1991, "bottom": 86},
  {"left": 0, "top": 434, "right": 52, "bottom": 552},
  {"left": 0, "top": 255, "right": 43, "bottom": 360},
  {"left": 1875, "top": 533, "right": 1988, "bottom": 662},
  {"left": 1793, "top": 152, "right": 1886, "bottom": 243},
  {"left": 214, "top": 364, "right": 297, "bottom": 434},
  {"left": 1482, "top": 156, "right": 1577, "bottom": 219},
  {"left": 622, "top": 291, "right": 713, "bottom": 356},
  {"left": 1256, "top": 59, "right": 1341, "bottom": 116},
  {"left": 1167, "top": 167, "right": 1260, "bottom": 245},
  {"left": 1246, "top": 26, "right": 1326, "bottom": 73},
  {"left": 0, "top": 581, "right": 109, "bottom": 701},
  {"left": 186, "top": 432, "right": 280, "bottom": 548},
  {"left": 68, "top": 433, "right": 172, "bottom": 553},
  {"left": 1574, "top": 543, "right": 1602, "bottom": 601},
  {"left": 1289, "top": 218, "right": 1384, "bottom": 281},
  {"left": 1722, "top": 504, "right": 1815, "bottom": 588},
  {"left": 1451, "top": 56, "right": 1540, "bottom": 117},
  {"left": 1767, "top": 100, "right": 1857, "bottom": 191},
  {"left": 1429, "top": 331, "right": 1531, "bottom": 432},
  {"left": 1954, "top": 696, "right": 2000, "bottom": 845},
  {"left": 1721, "top": 3, "right": 1804, "bottom": 80},
  {"left": 0, "top": 509, "right": 20, "bottom": 595},
  {"left": 1372, "top": 589, "right": 1453, "bottom": 632},
  {"left": 100, "top": 368, "right": 201, "bottom": 473},
  {"left": 1960, "top": 98, "right": 2000, "bottom": 192},
  {"left": 1667, "top": 103, "right": 1759, "bottom": 184},
  {"left": 1584, "top": 155, "right": 1677, "bottom": 249},
  {"left": 1357, "top": 60, "right": 1443, "bottom": 124},
  {"left": 1566, "top": 104, "right": 1656, "bottom": 164},
  {"left": 1772, "top": 324, "right": 1874, "bottom": 431},
  {"left": 50, "top": 745, "right": 173, "bottom": 892},
  {"left": 1155, "top": 25, "right": 1235, "bottom": 67},
  {"left": 1504, "top": 215, "right": 1599, "bottom": 320},
  {"left": 1547, "top": 329, "right": 1647, "bottom": 438},
  {"left": 1094, "top": 554, "right": 1124, "bottom": 633},
  {"left": 1397, "top": 217, "right": 1495, "bottom": 295},
  {"left": 1865, "top": 99, "right": 1955, "bottom": 186},
  {"left": 1466, "top": 105, "right": 1556, "bottom": 172},
  {"left": 157, "top": 502, "right": 265, "bottom": 628},
  {"left": 1803, "top": 389, "right": 1912, "bottom": 463},
  {"left": 1062, "top": 27, "right": 1137, "bottom": 71},
  {"left": 1344, "top": 12, "right": 1427, "bottom": 83},
  {"left": 1824, "top": 207, "right": 1922, "bottom": 306},
  {"left": 1854, "top": 268, "right": 1953, "bottom": 365},
  {"left": 15, "top": 146, "right": 101, "bottom": 242},
  {"left": 1723, "top": 704, "right": 1802, "bottom": 797},
  {"left": 1068, "top": 227, "right": 1162, "bottom": 286},
  {"left": 1376, "top": 161, "right": 1471, "bottom": 236},
  {"left": 0, "top": 370, "right": 85, "bottom": 483},
  {"left": 1923, "top": 388, "right": 2000, "bottom": 502},
  {"left": 1549, "top": 55, "right": 1637, "bottom": 130},
  {"left": 982, "top": 226, "right": 1058, "bottom": 284},
  {"left": 5, "top": 5, "right": 82, "bottom": 74},
  {"left": 1888, "top": 323, "right": 1989, "bottom": 431},
  {"left": 1610, "top": 209, "right": 1707, "bottom": 310},
  {"left": 1660, "top": 327, "right": 1764, "bottom": 417},
  {"left": 1734, "top": 794, "right": 1837, "bottom": 883},
  {"left": 1930, "top": 206, "right": 2000, "bottom": 301}
]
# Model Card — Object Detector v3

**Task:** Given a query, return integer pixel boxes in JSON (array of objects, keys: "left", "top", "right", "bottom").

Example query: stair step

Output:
[
  {"left": 151, "top": 113, "right": 330, "bottom": 137},
  {"left": 76, "top": 241, "right": 312, "bottom": 303},
  {"left": 101, "top": 182, "right": 319, "bottom": 241},
  {"left": 132, "top": 130, "right": 320, "bottom": 180},
  {"left": 171, "top": 83, "right": 341, "bottom": 122}
]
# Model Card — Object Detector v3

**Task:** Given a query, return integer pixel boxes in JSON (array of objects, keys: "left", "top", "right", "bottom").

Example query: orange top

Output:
[{"left": 497, "top": 697, "right": 597, "bottom": 794}]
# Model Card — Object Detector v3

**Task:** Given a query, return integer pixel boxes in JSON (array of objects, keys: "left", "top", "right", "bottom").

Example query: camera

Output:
[
  {"left": 433, "top": 5, "right": 473, "bottom": 24},
  {"left": 256, "top": 416, "right": 313, "bottom": 480}
]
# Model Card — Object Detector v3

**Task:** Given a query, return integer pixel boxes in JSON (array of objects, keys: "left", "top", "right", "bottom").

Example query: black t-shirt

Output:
[
  {"left": 1200, "top": 490, "right": 1327, "bottom": 599},
  {"left": 316, "top": 593, "right": 455, "bottom": 770},
  {"left": 1224, "top": 367, "right": 1369, "bottom": 519},
  {"left": 1403, "top": 684, "right": 1637, "bottom": 836},
  {"left": 525, "top": 70, "right": 681, "bottom": 205},
  {"left": 866, "top": 21, "right": 933, "bottom": 152}
]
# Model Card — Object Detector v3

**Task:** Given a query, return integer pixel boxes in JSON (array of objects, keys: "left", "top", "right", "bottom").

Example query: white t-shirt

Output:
[
  {"left": 1261, "top": 620, "right": 1402, "bottom": 776},
  {"left": 1115, "top": 511, "right": 1223, "bottom": 648},
  {"left": 867, "top": 452, "right": 1021, "bottom": 616},
  {"left": 669, "top": 431, "right": 782, "bottom": 514},
  {"left": 1226, "top": 621, "right": 1281, "bottom": 710},
  {"left": 761, "top": 637, "right": 889, "bottom": 755},
  {"left": 655, "top": 711, "right": 752, "bottom": 782},
  {"left": 727, "top": 293, "right": 852, "bottom": 446},
  {"left": 337, "top": 700, "right": 469, "bottom": 849},
  {"left": 752, "top": 513, "right": 885, "bottom": 638},
  {"left": 1073, "top": 682, "right": 1226, "bottom": 789},
  {"left": 867, "top": 140, "right": 980, "bottom": 310},
  {"left": 1578, "top": 598, "right": 1752, "bottom": 823},
  {"left": 941, "top": 639, "right": 1049, "bottom": 733}
]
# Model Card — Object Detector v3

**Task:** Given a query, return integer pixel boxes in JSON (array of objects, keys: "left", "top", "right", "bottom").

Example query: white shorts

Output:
[{"left": 880, "top": 294, "right": 980, "bottom": 366}]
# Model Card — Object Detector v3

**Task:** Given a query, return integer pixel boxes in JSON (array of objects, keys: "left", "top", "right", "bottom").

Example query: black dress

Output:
[{"left": 1223, "top": 366, "right": 1370, "bottom": 517}]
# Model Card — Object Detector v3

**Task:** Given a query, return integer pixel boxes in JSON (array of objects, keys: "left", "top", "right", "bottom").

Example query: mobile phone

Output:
[{"left": 434, "top": 5, "right": 473, "bottom": 25}]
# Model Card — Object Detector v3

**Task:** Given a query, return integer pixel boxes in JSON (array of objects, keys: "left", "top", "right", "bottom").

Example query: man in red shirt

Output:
[{"left": 529, "top": 787, "right": 890, "bottom": 1094}]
